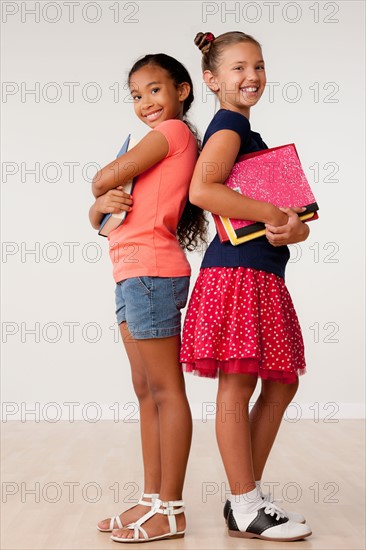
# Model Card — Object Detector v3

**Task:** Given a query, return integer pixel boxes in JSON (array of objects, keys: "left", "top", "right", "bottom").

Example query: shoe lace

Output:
[
  {"left": 262, "top": 491, "right": 290, "bottom": 516},
  {"left": 261, "top": 500, "right": 287, "bottom": 521},
  {"left": 262, "top": 491, "right": 283, "bottom": 505}
]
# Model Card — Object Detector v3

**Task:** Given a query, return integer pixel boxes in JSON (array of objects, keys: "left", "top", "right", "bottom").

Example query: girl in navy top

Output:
[{"left": 180, "top": 31, "right": 313, "bottom": 542}]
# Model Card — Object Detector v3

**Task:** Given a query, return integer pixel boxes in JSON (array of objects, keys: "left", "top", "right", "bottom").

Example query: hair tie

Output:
[{"left": 205, "top": 32, "right": 215, "bottom": 43}]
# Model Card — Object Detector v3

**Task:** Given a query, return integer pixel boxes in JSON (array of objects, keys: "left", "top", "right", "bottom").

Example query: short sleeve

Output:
[
  {"left": 203, "top": 109, "right": 251, "bottom": 149},
  {"left": 152, "top": 119, "right": 190, "bottom": 157}
]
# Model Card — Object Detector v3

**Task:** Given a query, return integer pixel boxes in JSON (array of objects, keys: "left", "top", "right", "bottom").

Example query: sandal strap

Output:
[
  {"left": 124, "top": 498, "right": 185, "bottom": 540},
  {"left": 143, "top": 493, "right": 159, "bottom": 499},
  {"left": 161, "top": 499, "right": 184, "bottom": 507},
  {"left": 136, "top": 524, "right": 148, "bottom": 540},
  {"left": 109, "top": 515, "right": 123, "bottom": 530},
  {"left": 138, "top": 492, "right": 159, "bottom": 506},
  {"left": 157, "top": 499, "right": 185, "bottom": 535},
  {"left": 133, "top": 506, "right": 159, "bottom": 528},
  {"left": 158, "top": 499, "right": 185, "bottom": 515},
  {"left": 107, "top": 494, "right": 158, "bottom": 531},
  {"left": 127, "top": 507, "right": 158, "bottom": 540}
]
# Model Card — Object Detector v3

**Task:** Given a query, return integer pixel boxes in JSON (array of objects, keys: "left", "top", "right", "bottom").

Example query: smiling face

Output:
[
  {"left": 129, "top": 65, "right": 190, "bottom": 128},
  {"left": 205, "top": 41, "right": 266, "bottom": 118}
]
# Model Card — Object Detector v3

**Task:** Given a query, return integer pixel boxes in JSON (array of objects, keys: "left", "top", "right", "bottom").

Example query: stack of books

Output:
[
  {"left": 98, "top": 134, "right": 137, "bottom": 237},
  {"left": 213, "top": 143, "right": 319, "bottom": 245}
]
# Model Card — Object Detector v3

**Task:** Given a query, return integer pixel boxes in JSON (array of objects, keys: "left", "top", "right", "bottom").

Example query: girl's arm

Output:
[
  {"left": 89, "top": 202, "right": 104, "bottom": 230},
  {"left": 189, "top": 129, "right": 288, "bottom": 226},
  {"left": 89, "top": 187, "right": 133, "bottom": 230},
  {"left": 92, "top": 131, "right": 169, "bottom": 198}
]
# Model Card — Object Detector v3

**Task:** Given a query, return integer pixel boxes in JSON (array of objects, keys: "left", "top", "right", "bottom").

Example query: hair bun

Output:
[{"left": 194, "top": 32, "right": 215, "bottom": 55}]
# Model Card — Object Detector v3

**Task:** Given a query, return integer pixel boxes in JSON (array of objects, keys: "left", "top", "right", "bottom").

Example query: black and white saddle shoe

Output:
[
  {"left": 224, "top": 494, "right": 306, "bottom": 524},
  {"left": 227, "top": 501, "right": 312, "bottom": 541},
  {"left": 223, "top": 499, "right": 231, "bottom": 522}
]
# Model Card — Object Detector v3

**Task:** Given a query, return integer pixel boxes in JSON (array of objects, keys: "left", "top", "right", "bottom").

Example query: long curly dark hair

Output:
[{"left": 128, "top": 54, "right": 208, "bottom": 252}]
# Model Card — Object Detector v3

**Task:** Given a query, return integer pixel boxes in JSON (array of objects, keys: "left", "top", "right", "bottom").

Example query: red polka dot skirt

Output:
[{"left": 180, "top": 267, "right": 306, "bottom": 384}]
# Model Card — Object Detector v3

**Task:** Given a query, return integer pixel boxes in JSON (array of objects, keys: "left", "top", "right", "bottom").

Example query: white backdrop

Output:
[{"left": 1, "top": 0, "right": 365, "bottom": 422}]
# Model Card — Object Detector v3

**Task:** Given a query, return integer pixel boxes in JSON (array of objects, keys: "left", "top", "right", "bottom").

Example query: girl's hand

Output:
[
  {"left": 265, "top": 207, "right": 310, "bottom": 246},
  {"left": 267, "top": 205, "right": 289, "bottom": 227},
  {"left": 95, "top": 186, "right": 133, "bottom": 215}
]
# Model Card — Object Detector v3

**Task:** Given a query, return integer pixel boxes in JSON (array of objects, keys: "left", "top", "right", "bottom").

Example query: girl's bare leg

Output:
[
  {"left": 249, "top": 378, "right": 299, "bottom": 482},
  {"left": 113, "top": 335, "right": 192, "bottom": 539},
  {"left": 120, "top": 322, "right": 162, "bottom": 494},
  {"left": 97, "top": 322, "right": 161, "bottom": 529},
  {"left": 216, "top": 372, "right": 258, "bottom": 495}
]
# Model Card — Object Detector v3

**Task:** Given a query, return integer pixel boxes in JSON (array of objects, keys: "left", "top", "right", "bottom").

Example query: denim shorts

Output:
[{"left": 115, "top": 276, "right": 190, "bottom": 339}]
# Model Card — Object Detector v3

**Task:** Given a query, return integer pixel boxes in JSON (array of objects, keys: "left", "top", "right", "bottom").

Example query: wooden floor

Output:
[{"left": 1, "top": 419, "right": 365, "bottom": 549}]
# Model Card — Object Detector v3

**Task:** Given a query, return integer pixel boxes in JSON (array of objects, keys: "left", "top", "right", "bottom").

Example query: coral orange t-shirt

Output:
[{"left": 108, "top": 119, "right": 198, "bottom": 282}]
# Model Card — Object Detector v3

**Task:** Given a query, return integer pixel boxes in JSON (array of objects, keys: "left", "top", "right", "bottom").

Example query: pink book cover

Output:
[{"left": 214, "top": 143, "right": 319, "bottom": 245}]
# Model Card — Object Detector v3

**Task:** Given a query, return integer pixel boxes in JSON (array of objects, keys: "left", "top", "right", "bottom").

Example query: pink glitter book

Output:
[{"left": 213, "top": 143, "right": 319, "bottom": 245}]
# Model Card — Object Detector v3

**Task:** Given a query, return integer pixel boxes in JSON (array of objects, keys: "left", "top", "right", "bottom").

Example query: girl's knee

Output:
[
  {"left": 149, "top": 385, "right": 165, "bottom": 407},
  {"left": 261, "top": 377, "right": 299, "bottom": 405},
  {"left": 132, "top": 372, "right": 150, "bottom": 401},
  {"left": 149, "top": 382, "right": 186, "bottom": 408},
  {"left": 288, "top": 377, "right": 299, "bottom": 397},
  {"left": 281, "top": 378, "right": 299, "bottom": 401},
  {"left": 218, "top": 372, "right": 258, "bottom": 401}
]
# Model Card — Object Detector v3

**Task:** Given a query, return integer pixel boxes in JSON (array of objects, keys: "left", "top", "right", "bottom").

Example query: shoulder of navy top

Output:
[
  {"left": 200, "top": 108, "right": 290, "bottom": 279},
  {"left": 203, "top": 109, "right": 268, "bottom": 155}
]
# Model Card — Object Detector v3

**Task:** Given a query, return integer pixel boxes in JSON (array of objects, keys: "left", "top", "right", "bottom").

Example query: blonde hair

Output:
[{"left": 194, "top": 31, "right": 262, "bottom": 73}]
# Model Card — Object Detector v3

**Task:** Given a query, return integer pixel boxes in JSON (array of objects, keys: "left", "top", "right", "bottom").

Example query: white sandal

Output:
[
  {"left": 110, "top": 498, "right": 185, "bottom": 543},
  {"left": 97, "top": 493, "right": 159, "bottom": 532}
]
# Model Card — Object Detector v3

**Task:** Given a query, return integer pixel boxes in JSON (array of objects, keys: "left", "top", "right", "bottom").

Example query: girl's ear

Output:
[
  {"left": 203, "top": 70, "right": 219, "bottom": 92},
  {"left": 177, "top": 82, "right": 191, "bottom": 103}
]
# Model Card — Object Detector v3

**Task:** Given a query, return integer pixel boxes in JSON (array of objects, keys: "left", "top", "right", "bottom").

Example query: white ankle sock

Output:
[
  {"left": 230, "top": 487, "right": 263, "bottom": 515},
  {"left": 255, "top": 480, "right": 263, "bottom": 496},
  {"left": 227, "top": 482, "right": 261, "bottom": 502}
]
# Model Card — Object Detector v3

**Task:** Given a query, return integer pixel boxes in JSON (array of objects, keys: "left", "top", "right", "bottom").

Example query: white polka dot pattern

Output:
[{"left": 180, "top": 267, "right": 306, "bottom": 384}]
